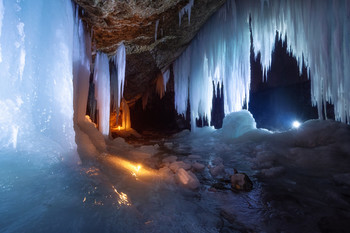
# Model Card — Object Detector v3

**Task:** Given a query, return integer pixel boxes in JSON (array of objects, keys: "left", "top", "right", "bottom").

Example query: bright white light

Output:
[{"left": 292, "top": 121, "right": 301, "bottom": 129}]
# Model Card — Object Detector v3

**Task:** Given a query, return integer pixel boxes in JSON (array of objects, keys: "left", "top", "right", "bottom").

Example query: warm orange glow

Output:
[
  {"left": 112, "top": 186, "right": 131, "bottom": 206},
  {"left": 105, "top": 155, "right": 153, "bottom": 178},
  {"left": 117, "top": 126, "right": 121, "bottom": 131}
]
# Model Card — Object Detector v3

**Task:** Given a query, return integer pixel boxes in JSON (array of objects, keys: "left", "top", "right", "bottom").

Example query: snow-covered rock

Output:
[
  {"left": 210, "top": 164, "right": 225, "bottom": 177},
  {"left": 162, "top": 155, "right": 177, "bottom": 163},
  {"left": 176, "top": 168, "right": 200, "bottom": 189},
  {"left": 220, "top": 110, "right": 257, "bottom": 139},
  {"left": 192, "top": 162, "right": 205, "bottom": 172},
  {"left": 169, "top": 161, "right": 191, "bottom": 172}
]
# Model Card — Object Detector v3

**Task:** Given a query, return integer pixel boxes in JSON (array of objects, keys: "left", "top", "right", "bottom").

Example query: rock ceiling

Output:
[{"left": 74, "top": 0, "right": 226, "bottom": 103}]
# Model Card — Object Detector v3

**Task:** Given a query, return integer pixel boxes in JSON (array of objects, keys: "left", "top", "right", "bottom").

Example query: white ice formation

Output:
[
  {"left": 179, "top": 0, "right": 194, "bottom": 26},
  {"left": 93, "top": 52, "right": 110, "bottom": 136},
  {"left": 111, "top": 43, "right": 126, "bottom": 112},
  {"left": 73, "top": 8, "right": 91, "bottom": 124},
  {"left": 0, "top": 0, "right": 76, "bottom": 152},
  {"left": 174, "top": 0, "right": 350, "bottom": 131}
]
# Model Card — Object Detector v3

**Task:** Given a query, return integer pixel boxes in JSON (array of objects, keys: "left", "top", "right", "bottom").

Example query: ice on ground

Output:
[
  {"left": 176, "top": 168, "right": 200, "bottom": 189},
  {"left": 219, "top": 110, "right": 257, "bottom": 139},
  {"left": 169, "top": 161, "right": 192, "bottom": 172},
  {"left": 192, "top": 162, "right": 205, "bottom": 172},
  {"left": 162, "top": 155, "right": 177, "bottom": 163}
]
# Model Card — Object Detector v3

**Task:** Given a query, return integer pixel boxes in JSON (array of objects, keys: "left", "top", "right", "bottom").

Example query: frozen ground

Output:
[{"left": 1, "top": 114, "right": 350, "bottom": 232}]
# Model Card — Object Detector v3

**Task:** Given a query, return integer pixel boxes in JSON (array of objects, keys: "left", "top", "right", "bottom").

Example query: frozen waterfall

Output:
[
  {"left": 0, "top": 0, "right": 76, "bottom": 153},
  {"left": 174, "top": 0, "right": 350, "bottom": 130}
]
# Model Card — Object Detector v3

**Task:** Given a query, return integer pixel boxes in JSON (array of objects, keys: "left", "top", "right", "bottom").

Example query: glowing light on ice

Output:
[
  {"left": 112, "top": 186, "right": 131, "bottom": 206},
  {"left": 292, "top": 121, "right": 301, "bottom": 129}
]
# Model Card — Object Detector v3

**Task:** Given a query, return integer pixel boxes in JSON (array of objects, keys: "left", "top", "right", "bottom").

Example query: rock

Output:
[
  {"left": 128, "top": 150, "right": 152, "bottom": 161},
  {"left": 162, "top": 155, "right": 177, "bottom": 163},
  {"left": 159, "top": 167, "right": 174, "bottom": 179},
  {"left": 188, "top": 154, "right": 202, "bottom": 159},
  {"left": 212, "top": 157, "right": 223, "bottom": 166},
  {"left": 230, "top": 173, "right": 253, "bottom": 191},
  {"left": 176, "top": 168, "right": 200, "bottom": 189},
  {"left": 74, "top": 0, "right": 226, "bottom": 104},
  {"left": 210, "top": 164, "right": 225, "bottom": 177},
  {"left": 192, "top": 162, "right": 205, "bottom": 172},
  {"left": 169, "top": 161, "right": 191, "bottom": 172}
]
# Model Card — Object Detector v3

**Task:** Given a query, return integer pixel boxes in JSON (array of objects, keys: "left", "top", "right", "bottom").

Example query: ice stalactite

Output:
[
  {"left": 174, "top": 0, "right": 251, "bottom": 131},
  {"left": 179, "top": 0, "right": 194, "bottom": 26},
  {"left": 174, "top": 0, "right": 350, "bottom": 130},
  {"left": 155, "top": 19, "right": 159, "bottom": 41},
  {"left": 249, "top": 0, "right": 350, "bottom": 123},
  {"left": 111, "top": 42, "right": 126, "bottom": 122},
  {"left": 163, "top": 69, "right": 170, "bottom": 92},
  {"left": 73, "top": 7, "right": 91, "bottom": 124},
  {"left": 156, "top": 69, "right": 170, "bottom": 99},
  {"left": 93, "top": 52, "right": 110, "bottom": 136},
  {"left": 0, "top": 0, "right": 76, "bottom": 152},
  {"left": 156, "top": 73, "right": 165, "bottom": 99}
]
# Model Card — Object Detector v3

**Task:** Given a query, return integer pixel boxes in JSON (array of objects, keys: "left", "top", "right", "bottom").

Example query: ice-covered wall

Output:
[
  {"left": 174, "top": 0, "right": 350, "bottom": 130},
  {"left": 0, "top": 0, "right": 76, "bottom": 152}
]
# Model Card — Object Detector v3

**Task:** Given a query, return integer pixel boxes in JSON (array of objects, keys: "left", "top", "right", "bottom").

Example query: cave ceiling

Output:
[{"left": 74, "top": 0, "right": 226, "bottom": 104}]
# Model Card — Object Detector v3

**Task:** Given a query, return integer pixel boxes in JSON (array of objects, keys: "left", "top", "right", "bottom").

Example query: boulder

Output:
[
  {"left": 169, "top": 161, "right": 191, "bottom": 172},
  {"left": 192, "top": 162, "right": 205, "bottom": 172},
  {"left": 162, "top": 155, "right": 177, "bottom": 163},
  {"left": 210, "top": 164, "right": 225, "bottom": 177},
  {"left": 176, "top": 168, "right": 200, "bottom": 190},
  {"left": 230, "top": 172, "right": 253, "bottom": 191}
]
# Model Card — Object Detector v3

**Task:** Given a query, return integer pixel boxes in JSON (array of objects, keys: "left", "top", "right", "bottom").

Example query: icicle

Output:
[
  {"left": 111, "top": 42, "right": 126, "bottom": 111},
  {"left": 155, "top": 19, "right": 159, "bottom": 41},
  {"left": 156, "top": 73, "right": 165, "bottom": 99},
  {"left": 174, "top": 0, "right": 250, "bottom": 130},
  {"left": 179, "top": 0, "right": 194, "bottom": 26},
  {"left": 162, "top": 69, "right": 170, "bottom": 92},
  {"left": 93, "top": 52, "right": 110, "bottom": 136},
  {"left": 73, "top": 7, "right": 91, "bottom": 124},
  {"left": 174, "top": 0, "right": 350, "bottom": 130}
]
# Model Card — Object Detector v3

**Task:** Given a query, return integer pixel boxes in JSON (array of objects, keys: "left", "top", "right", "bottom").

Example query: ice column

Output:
[
  {"left": 111, "top": 43, "right": 126, "bottom": 112},
  {"left": 93, "top": 52, "right": 110, "bottom": 136},
  {"left": 73, "top": 7, "right": 91, "bottom": 124},
  {"left": 0, "top": 0, "right": 76, "bottom": 151}
]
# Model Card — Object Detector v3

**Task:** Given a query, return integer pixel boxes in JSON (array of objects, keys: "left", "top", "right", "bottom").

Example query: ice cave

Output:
[{"left": 1, "top": 0, "right": 350, "bottom": 232}]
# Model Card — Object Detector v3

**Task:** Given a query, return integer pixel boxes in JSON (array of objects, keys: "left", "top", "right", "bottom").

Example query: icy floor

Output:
[{"left": 1, "top": 119, "right": 350, "bottom": 233}]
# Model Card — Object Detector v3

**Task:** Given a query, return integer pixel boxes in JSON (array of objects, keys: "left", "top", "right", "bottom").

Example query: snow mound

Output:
[{"left": 220, "top": 110, "right": 257, "bottom": 139}]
